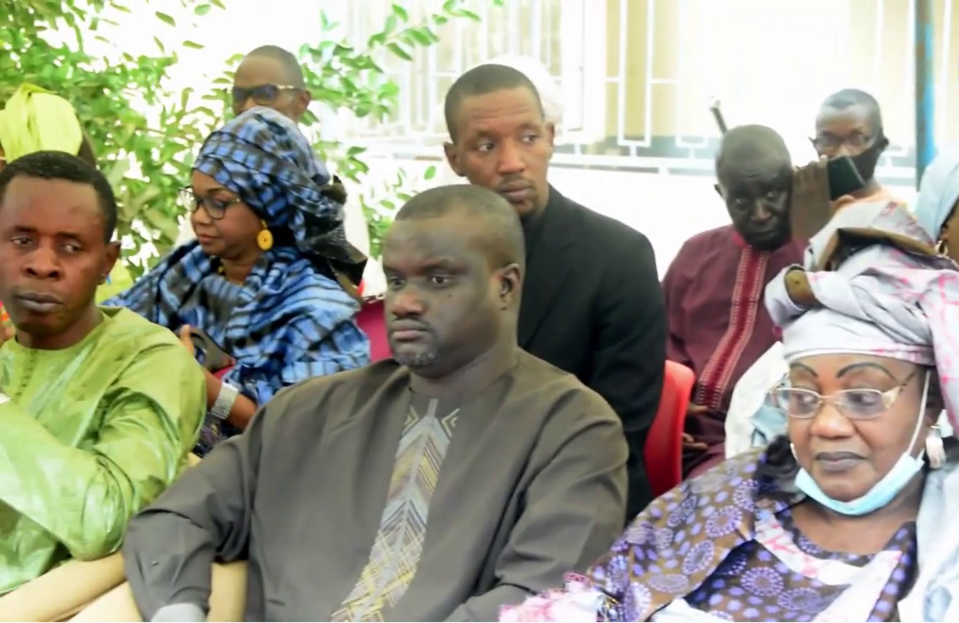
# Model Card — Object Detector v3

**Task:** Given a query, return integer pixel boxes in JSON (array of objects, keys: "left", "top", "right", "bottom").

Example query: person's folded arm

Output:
[
  {"left": 0, "top": 342, "right": 206, "bottom": 561},
  {"left": 124, "top": 400, "right": 269, "bottom": 621},
  {"left": 444, "top": 405, "right": 629, "bottom": 622}
]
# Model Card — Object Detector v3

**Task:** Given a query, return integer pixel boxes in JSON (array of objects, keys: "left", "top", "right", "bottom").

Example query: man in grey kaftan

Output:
[{"left": 123, "top": 185, "right": 628, "bottom": 622}]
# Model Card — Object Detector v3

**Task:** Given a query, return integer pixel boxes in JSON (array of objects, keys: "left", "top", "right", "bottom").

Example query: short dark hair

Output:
[
  {"left": 396, "top": 184, "right": 525, "bottom": 269},
  {"left": 245, "top": 45, "right": 305, "bottom": 88},
  {"left": 715, "top": 124, "right": 791, "bottom": 175},
  {"left": 444, "top": 64, "right": 544, "bottom": 142},
  {"left": 0, "top": 151, "right": 118, "bottom": 242},
  {"left": 819, "top": 88, "right": 884, "bottom": 134}
]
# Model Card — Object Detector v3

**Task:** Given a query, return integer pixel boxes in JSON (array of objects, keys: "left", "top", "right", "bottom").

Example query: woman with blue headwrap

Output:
[
  {"left": 500, "top": 201, "right": 959, "bottom": 622},
  {"left": 107, "top": 107, "right": 370, "bottom": 455},
  {"left": 914, "top": 143, "right": 959, "bottom": 264}
]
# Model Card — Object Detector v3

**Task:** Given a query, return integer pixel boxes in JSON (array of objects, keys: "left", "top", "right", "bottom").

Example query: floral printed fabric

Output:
[{"left": 500, "top": 448, "right": 917, "bottom": 622}]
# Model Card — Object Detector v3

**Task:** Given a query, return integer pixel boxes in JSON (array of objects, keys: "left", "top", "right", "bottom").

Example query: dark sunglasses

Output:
[{"left": 231, "top": 83, "right": 301, "bottom": 106}]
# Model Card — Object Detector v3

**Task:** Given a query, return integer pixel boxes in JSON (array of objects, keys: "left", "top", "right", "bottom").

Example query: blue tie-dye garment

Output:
[{"left": 107, "top": 107, "right": 370, "bottom": 454}]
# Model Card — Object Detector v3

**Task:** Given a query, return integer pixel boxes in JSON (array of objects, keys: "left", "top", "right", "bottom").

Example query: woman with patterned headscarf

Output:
[
  {"left": 500, "top": 201, "right": 959, "bottom": 622},
  {"left": 107, "top": 106, "right": 370, "bottom": 455}
]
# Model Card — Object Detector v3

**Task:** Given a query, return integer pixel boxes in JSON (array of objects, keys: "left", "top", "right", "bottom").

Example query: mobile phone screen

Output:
[{"left": 827, "top": 155, "right": 866, "bottom": 200}]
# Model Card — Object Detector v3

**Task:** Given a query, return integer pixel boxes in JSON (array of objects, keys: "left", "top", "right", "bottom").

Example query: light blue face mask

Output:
[{"left": 793, "top": 371, "right": 931, "bottom": 516}]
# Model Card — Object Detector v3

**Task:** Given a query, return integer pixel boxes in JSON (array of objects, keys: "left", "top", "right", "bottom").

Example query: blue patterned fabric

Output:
[{"left": 106, "top": 107, "right": 370, "bottom": 454}]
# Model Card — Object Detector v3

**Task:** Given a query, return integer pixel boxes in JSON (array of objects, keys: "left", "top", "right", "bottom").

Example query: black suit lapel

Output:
[{"left": 518, "top": 187, "right": 576, "bottom": 347}]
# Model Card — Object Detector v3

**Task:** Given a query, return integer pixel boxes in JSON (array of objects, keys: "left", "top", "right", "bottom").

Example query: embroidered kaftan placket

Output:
[{"left": 330, "top": 397, "right": 459, "bottom": 621}]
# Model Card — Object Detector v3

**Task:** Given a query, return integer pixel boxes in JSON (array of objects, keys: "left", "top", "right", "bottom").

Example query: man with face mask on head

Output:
[
  {"left": 662, "top": 125, "right": 805, "bottom": 478},
  {"left": 812, "top": 88, "right": 900, "bottom": 207}
]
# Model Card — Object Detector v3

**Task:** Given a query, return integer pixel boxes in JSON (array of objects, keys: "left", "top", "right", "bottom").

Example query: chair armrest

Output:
[
  {"left": 0, "top": 552, "right": 125, "bottom": 622},
  {"left": 70, "top": 560, "right": 248, "bottom": 623}
]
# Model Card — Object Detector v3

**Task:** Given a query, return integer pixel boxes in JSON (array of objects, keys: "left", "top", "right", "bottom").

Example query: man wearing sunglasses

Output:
[{"left": 231, "top": 45, "right": 311, "bottom": 121}]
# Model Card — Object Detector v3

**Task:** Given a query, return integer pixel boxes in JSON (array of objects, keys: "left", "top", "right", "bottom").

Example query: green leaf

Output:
[
  {"left": 391, "top": 3, "right": 408, "bottom": 20},
  {"left": 386, "top": 42, "right": 413, "bottom": 61},
  {"left": 153, "top": 36, "right": 165, "bottom": 53},
  {"left": 449, "top": 9, "right": 481, "bottom": 21},
  {"left": 154, "top": 11, "right": 175, "bottom": 26},
  {"left": 194, "top": 4, "right": 211, "bottom": 15},
  {"left": 424, "top": 165, "right": 437, "bottom": 180},
  {"left": 319, "top": 10, "right": 336, "bottom": 32},
  {"left": 182, "top": 40, "right": 204, "bottom": 49},
  {"left": 385, "top": 14, "right": 399, "bottom": 33}
]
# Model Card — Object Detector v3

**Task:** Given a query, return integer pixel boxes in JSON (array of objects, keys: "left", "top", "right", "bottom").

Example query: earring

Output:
[
  {"left": 256, "top": 220, "right": 273, "bottom": 251},
  {"left": 936, "top": 239, "right": 949, "bottom": 257},
  {"left": 926, "top": 425, "right": 946, "bottom": 469}
]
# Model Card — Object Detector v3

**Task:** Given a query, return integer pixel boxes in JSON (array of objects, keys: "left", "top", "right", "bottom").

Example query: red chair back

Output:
[
  {"left": 645, "top": 361, "right": 696, "bottom": 497},
  {"left": 357, "top": 298, "right": 391, "bottom": 362}
]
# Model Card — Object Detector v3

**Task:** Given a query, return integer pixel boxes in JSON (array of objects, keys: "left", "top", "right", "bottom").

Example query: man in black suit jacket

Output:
[{"left": 442, "top": 64, "right": 667, "bottom": 519}]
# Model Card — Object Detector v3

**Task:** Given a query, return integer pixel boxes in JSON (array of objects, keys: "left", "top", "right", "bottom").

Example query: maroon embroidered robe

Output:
[{"left": 662, "top": 225, "right": 803, "bottom": 475}]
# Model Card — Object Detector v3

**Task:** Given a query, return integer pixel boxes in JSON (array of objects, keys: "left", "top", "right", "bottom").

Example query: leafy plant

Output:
[
  {"left": 2, "top": 0, "right": 500, "bottom": 274},
  {"left": 0, "top": 0, "right": 228, "bottom": 276},
  {"left": 284, "top": 0, "right": 503, "bottom": 256}
]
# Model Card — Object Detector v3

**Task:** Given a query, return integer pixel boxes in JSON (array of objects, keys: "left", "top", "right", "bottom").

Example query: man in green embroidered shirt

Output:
[{"left": 0, "top": 151, "right": 206, "bottom": 594}]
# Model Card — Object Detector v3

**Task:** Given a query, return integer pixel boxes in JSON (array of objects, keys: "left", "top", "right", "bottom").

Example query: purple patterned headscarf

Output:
[{"left": 764, "top": 200, "right": 959, "bottom": 429}]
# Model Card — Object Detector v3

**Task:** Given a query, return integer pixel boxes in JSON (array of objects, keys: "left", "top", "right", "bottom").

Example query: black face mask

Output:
[{"left": 847, "top": 135, "right": 889, "bottom": 182}]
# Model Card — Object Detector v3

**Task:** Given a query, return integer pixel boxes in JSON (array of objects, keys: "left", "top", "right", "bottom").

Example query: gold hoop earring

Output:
[{"left": 256, "top": 220, "right": 273, "bottom": 251}]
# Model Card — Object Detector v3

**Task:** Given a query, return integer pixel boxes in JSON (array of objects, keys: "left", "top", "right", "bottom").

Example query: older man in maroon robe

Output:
[{"left": 663, "top": 125, "right": 804, "bottom": 477}]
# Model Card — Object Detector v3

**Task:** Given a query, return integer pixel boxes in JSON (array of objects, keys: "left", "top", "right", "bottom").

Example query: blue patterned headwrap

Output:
[{"left": 194, "top": 106, "right": 355, "bottom": 264}]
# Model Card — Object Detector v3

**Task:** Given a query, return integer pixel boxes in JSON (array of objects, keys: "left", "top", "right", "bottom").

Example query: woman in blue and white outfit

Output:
[{"left": 108, "top": 107, "right": 369, "bottom": 454}]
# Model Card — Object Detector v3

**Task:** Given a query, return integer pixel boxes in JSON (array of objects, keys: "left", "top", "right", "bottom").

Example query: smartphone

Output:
[
  {"left": 827, "top": 155, "right": 866, "bottom": 201},
  {"left": 188, "top": 327, "right": 233, "bottom": 372}
]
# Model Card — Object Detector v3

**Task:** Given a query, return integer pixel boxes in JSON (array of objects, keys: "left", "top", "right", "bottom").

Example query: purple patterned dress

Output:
[
  {"left": 501, "top": 449, "right": 918, "bottom": 622},
  {"left": 681, "top": 505, "right": 916, "bottom": 621}
]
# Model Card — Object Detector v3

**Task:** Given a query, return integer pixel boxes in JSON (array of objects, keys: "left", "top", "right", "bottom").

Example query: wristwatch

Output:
[{"left": 209, "top": 382, "right": 239, "bottom": 421}]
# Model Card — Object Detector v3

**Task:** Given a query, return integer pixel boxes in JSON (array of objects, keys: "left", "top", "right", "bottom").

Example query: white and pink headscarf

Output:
[{"left": 765, "top": 200, "right": 959, "bottom": 429}]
